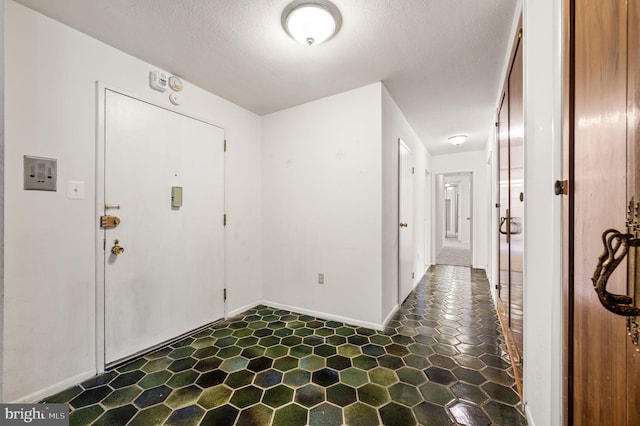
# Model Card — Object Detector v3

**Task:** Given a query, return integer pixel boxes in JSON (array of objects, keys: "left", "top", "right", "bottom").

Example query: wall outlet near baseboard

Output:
[{"left": 318, "top": 273, "right": 324, "bottom": 284}]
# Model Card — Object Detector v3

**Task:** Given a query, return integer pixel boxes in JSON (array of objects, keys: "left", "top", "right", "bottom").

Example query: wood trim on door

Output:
[{"left": 562, "top": 0, "right": 574, "bottom": 424}]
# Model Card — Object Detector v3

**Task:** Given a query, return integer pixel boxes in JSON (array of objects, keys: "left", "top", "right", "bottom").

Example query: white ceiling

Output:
[{"left": 14, "top": 0, "right": 517, "bottom": 155}]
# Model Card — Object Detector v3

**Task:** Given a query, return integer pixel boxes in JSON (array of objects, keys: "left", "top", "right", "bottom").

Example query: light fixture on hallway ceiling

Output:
[
  {"left": 282, "top": 0, "right": 342, "bottom": 46},
  {"left": 448, "top": 135, "right": 468, "bottom": 146}
]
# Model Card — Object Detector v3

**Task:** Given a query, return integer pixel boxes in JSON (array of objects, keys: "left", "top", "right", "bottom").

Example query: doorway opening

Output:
[{"left": 434, "top": 172, "right": 473, "bottom": 267}]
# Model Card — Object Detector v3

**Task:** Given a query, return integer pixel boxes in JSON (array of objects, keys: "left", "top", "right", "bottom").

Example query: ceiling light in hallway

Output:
[
  {"left": 282, "top": 1, "right": 342, "bottom": 46},
  {"left": 448, "top": 135, "right": 468, "bottom": 146}
]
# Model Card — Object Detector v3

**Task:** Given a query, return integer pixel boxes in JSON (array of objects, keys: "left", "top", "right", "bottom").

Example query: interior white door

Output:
[
  {"left": 399, "top": 140, "right": 414, "bottom": 303},
  {"left": 459, "top": 173, "right": 472, "bottom": 245},
  {"left": 104, "top": 90, "right": 225, "bottom": 365}
]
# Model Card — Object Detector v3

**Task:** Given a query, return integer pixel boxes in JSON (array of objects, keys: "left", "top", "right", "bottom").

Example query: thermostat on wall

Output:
[{"left": 149, "top": 70, "right": 168, "bottom": 92}]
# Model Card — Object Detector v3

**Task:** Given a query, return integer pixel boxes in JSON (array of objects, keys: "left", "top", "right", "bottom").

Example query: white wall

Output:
[
  {"left": 0, "top": 0, "right": 5, "bottom": 404},
  {"left": 431, "top": 151, "right": 489, "bottom": 270},
  {"left": 261, "top": 83, "right": 383, "bottom": 328},
  {"left": 381, "top": 85, "right": 429, "bottom": 322},
  {"left": 4, "top": 0, "right": 262, "bottom": 402},
  {"left": 261, "top": 82, "right": 428, "bottom": 329},
  {"left": 522, "top": 0, "right": 563, "bottom": 424}
]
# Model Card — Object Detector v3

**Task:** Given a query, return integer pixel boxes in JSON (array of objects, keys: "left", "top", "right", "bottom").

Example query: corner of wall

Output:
[{"left": 260, "top": 83, "right": 384, "bottom": 327}]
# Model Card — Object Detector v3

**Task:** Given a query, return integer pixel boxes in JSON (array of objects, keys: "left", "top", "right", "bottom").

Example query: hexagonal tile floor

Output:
[{"left": 42, "top": 265, "right": 527, "bottom": 425}]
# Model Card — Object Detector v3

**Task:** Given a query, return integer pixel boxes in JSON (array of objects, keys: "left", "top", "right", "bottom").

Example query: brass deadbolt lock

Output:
[
  {"left": 101, "top": 215, "right": 121, "bottom": 228},
  {"left": 111, "top": 239, "right": 125, "bottom": 255}
]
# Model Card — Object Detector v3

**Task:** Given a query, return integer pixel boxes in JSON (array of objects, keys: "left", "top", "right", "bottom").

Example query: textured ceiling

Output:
[{"left": 14, "top": 0, "right": 517, "bottom": 155}]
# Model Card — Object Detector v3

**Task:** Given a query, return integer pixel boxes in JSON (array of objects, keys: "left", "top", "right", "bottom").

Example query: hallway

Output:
[{"left": 43, "top": 266, "right": 525, "bottom": 425}]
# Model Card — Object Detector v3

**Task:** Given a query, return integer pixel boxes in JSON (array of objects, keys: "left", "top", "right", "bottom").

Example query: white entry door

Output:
[
  {"left": 103, "top": 90, "right": 225, "bottom": 365},
  {"left": 398, "top": 139, "right": 414, "bottom": 303}
]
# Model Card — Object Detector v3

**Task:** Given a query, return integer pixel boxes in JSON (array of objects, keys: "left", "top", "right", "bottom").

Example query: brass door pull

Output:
[
  {"left": 499, "top": 217, "right": 509, "bottom": 235},
  {"left": 500, "top": 209, "right": 511, "bottom": 243},
  {"left": 592, "top": 229, "right": 640, "bottom": 316},
  {"left": 592, "top": 198, "right": 640, "bottom": 317},
  {"left": 111, "top": 239, "right": 125, "bottom": 255},
  {"left": 591, "top": 199, "right": 640, "bottom": 349},
  {"left": 400, "top": 223, "right": 408, "bottom": 228}
]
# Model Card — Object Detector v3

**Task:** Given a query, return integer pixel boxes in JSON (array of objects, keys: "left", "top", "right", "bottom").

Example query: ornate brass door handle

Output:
[
  {"left": 500, "top": 209, "right": 511, "bottom": 243},
  {"left": 592, "top": 198, "right": 640, "bottom": 349},
  {"left": 591, "top": 229, "right": 640, "bottom": 316},
  {"left": 499, "top": 217, "right": 508, "bottom": 235}
]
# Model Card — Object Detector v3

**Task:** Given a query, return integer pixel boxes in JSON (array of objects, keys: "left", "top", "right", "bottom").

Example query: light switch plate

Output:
[
  {"left": 67, "top": 180, "right": 85, "bottom": 199},
  {"left": 24, "top": 155, "right": 57, "bottom": 191}
]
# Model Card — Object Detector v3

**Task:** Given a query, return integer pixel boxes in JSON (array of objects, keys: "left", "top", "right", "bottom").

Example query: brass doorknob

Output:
[
  {"left": 400, "top": 223, "right": 408, "bottom": 228},
  {"left": 111, "top": 239, "right": 125, "bottom": 255}
]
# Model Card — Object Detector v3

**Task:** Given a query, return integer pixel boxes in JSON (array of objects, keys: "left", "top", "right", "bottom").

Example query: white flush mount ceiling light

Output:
[
  {"left": 282, "top": 0, "right": 342, "bottom": 46},
  {"left": 448, "top": 135, "right": 468, "bottom": 146}
]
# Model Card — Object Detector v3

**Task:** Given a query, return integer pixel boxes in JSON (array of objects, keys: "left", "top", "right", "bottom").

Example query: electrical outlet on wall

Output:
[{"left": 318, "top": 273, "right": 324, "bottom": 285}]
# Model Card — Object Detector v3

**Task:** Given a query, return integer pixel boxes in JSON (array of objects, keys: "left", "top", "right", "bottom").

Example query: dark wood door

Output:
[
  {"left": 570, "top": 0, "right": 640, "bottom": 423},
  {"left": 496, "top": 29, "right": 524, "bottom": 395}
]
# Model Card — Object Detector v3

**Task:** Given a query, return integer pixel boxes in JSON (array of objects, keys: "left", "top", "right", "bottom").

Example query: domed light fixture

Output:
[
  {"left": 282, "top": 1, "right": 342, "bottom": 46},
  {"left": 448, "top": 135, "right": 468, "bottom": 146}
]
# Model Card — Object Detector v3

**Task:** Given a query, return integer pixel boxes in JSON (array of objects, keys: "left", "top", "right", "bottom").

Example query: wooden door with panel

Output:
[{"left": 572, "top": 0, "right": 640, "bottom": 423}]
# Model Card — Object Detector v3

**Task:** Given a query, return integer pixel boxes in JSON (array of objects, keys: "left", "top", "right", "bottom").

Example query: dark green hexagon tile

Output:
[{"left": 40, "top": 265, "right": 526, "bottom": 425}]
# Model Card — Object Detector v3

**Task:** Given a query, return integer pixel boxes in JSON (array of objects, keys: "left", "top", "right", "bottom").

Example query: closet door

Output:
[
  {"left": 508, "top": 37, "right": 524, "bottom": 360},
  {"left": 570, "top": 0, "right": 640, "bottom": 423},
  {"left": 496, "top": 28, "right": 523, "bottom": 394}
]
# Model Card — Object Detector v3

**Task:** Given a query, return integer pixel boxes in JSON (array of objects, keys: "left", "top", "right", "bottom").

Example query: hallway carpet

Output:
[
  {"left": 435, "top": 246, "right": 471, "bottom": 267},
  {"left": 43, "top": 265, "right": 526, "bottom": 425}
]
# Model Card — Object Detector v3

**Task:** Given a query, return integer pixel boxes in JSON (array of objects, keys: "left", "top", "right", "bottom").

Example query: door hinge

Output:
[
  {"left": 224, "top": 139, "right": 227, "bottom": 152},
  {"left": 495, "top": 121, "right": 499, "bottom": 127},
  {"left": 224, "top": 214, "right": 227, "bottom": 226},
  {"left": 224, "top": 288, "right": 227, "bottom": 301},
  {"left": 518, "top": 28, "right": 523, "bottom": 39},
  {"left": 412, "top": 167, "right": 415, "bottom": 174},
  {"left": 412, "top": 272, "right": 415, "bottom": 279},
  {"left": 103, "top": 239, "right": 106, "bottom": 251}
]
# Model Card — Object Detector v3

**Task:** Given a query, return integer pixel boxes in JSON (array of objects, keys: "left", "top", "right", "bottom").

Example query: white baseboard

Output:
[
  {"left": 525, "top": 403, "right": 535, "bottom": 426},
  {"left": 226, "top": 300, "right": 264, "bottom": 319},
  {"left": 413, "top": 277, "right": 421, "bottom": 288},
  {"left": 382, "top": 304, "right": 400, "bottom": 329},
  {"left": 261, "top": 300, "right": 385, "bottom": 331},
  {"left": 12, "top": 369, "right": 96, "bottom": 403}
]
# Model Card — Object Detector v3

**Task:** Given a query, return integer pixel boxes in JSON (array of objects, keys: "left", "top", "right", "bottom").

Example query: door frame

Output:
[
  {"left": 94, "top": 82, "right": 227, "bottom": 373},
  {"left": 398, "top": 138, "right": 414, "bottom": 304},
  {"left": 432, "top": 171, "right": 474, "bottom": 266}
]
